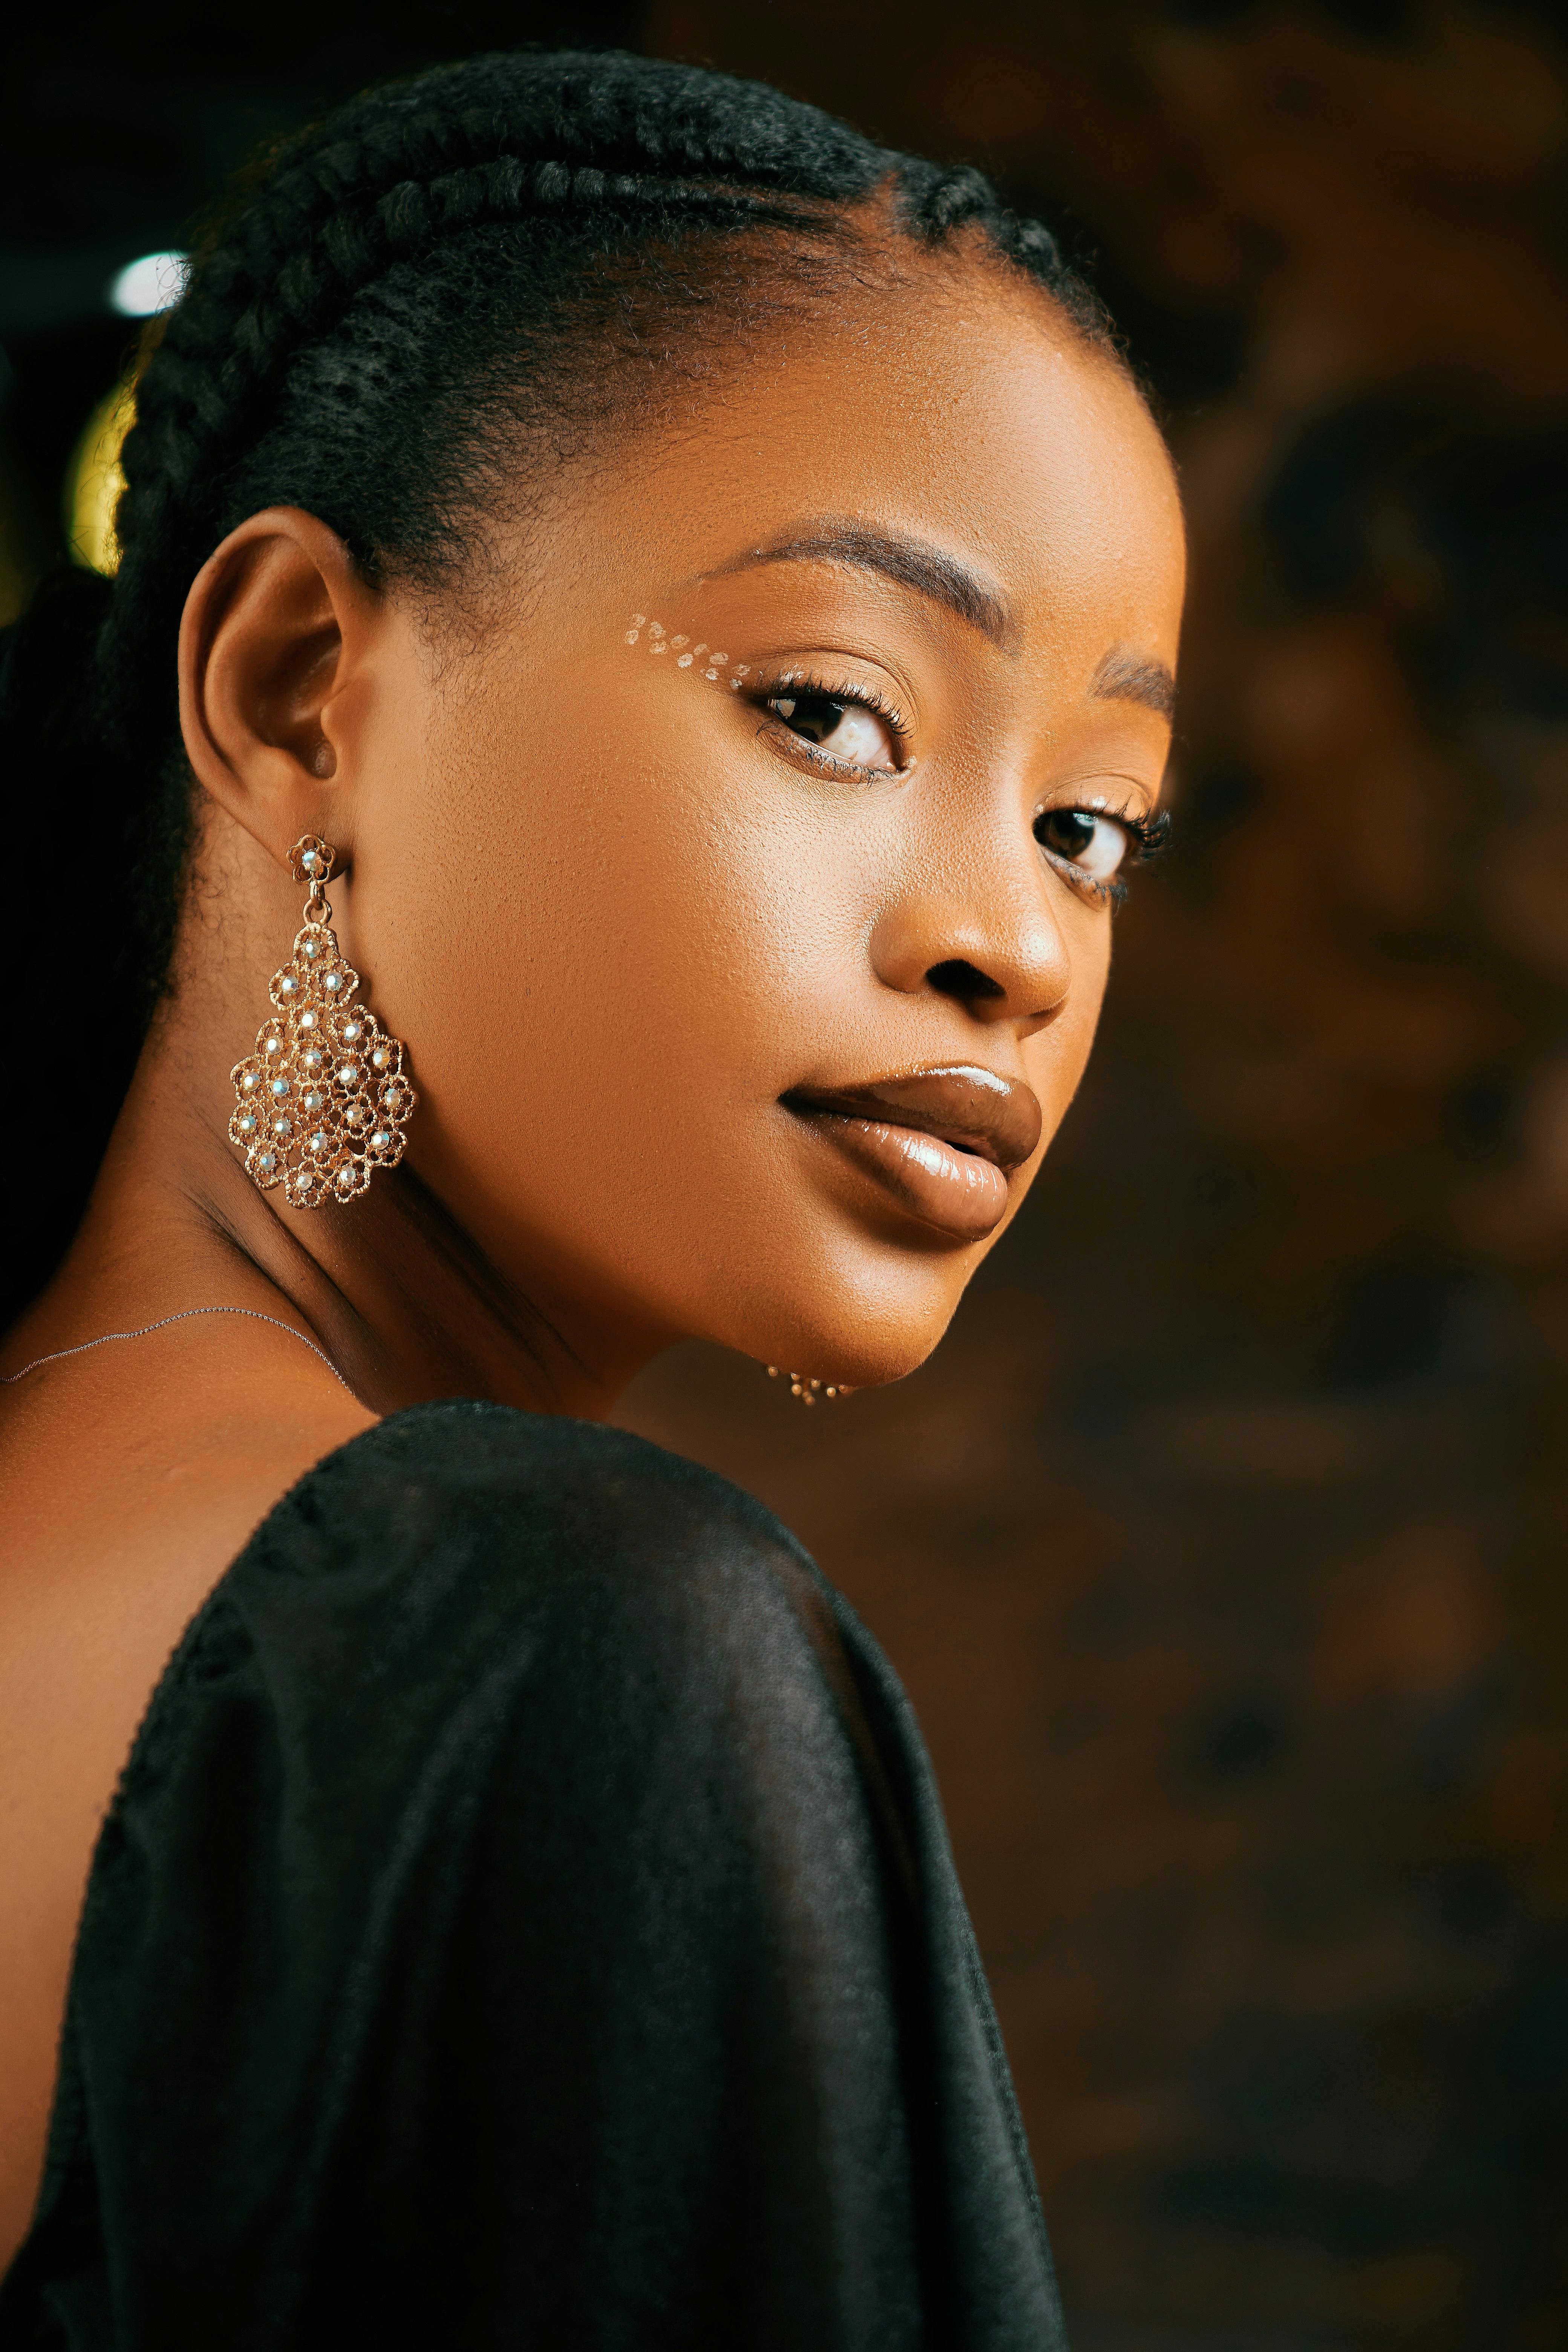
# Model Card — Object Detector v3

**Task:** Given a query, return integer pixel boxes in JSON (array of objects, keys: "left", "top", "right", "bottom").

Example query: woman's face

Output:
[{"left": 349, "top": 264, "right": 1185, "bottom": 1389}]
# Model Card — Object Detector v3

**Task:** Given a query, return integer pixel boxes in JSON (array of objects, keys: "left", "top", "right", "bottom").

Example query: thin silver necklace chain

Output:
[{"left": 0, "top": 1306, "right": 357, "bottom": 1396}]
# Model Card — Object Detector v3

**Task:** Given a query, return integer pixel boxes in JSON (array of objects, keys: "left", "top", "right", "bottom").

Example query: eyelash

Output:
[
  {"left": 1047, "top": 805, "right": 1173, "bottom": 911},
  {"left": 745, "top": 669, "right": 914, "bottom": 779},
  {"left": 735, "top": 662, "right": 1173, "bottom": 908}
]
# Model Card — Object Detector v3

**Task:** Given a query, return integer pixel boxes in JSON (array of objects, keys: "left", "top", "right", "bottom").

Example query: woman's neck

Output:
[{"left": 6, "top": 845, "right": 668, "bottom": 1418}]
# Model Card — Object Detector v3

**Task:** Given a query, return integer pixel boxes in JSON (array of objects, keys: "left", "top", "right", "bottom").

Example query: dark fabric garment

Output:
[{"left": 0, "top": 1404, "right": 1066, "bottom": 2351}]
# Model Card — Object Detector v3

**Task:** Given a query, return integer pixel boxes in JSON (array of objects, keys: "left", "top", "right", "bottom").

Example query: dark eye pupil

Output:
[
  {"left": 777, "top": 694, "right": 846, "bottom": 744},
  {"left": 1037, "top": 809, "right": 1095, "bottom": 859}
]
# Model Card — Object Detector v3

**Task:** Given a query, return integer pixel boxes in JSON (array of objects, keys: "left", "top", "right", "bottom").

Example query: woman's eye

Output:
[
  {"left": 1034, "top": 806, "right": 1130, "bottom": 883},
  {"left": 769, "top": 692, "right": 898, "bottom": 773}
]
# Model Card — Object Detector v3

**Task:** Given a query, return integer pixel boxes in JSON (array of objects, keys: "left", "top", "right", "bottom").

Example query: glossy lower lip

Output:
[
  {"left": 793, "top": 1109, "right": 1012, "bottom": 1241},
  {"left": 783, "top": 1062, "right": 1042, "bottom": 1243}
]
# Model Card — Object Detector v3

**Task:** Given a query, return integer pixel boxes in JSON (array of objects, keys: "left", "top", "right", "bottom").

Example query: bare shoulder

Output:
[
  {"left": 0, "top": 1325, "right": 372, "bottom": 2272},
  {"left": 0, "top": 1322, "right": 373, "bottom": 1748}
]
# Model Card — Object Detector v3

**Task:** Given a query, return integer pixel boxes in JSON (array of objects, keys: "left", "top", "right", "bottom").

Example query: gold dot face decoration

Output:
[
  {"left": 229, "top": 836, "right": 417, "bottom": 1208},
  {"left": 624, "top": 615, "right": 750, "bottom": 691},
  {"left": 766, "top": 1367, "right": 853, "bottom": 1408}
]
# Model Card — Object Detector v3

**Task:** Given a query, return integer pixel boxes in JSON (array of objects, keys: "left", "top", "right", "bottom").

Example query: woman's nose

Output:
[{"left": 869, "top": 873, "right": 1071, "bottom": 1034}]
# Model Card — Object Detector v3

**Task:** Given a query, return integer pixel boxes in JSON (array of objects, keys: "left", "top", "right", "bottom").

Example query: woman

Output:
[{"left": 0, "top": 47, "right": 1182, "bottom": 2348}]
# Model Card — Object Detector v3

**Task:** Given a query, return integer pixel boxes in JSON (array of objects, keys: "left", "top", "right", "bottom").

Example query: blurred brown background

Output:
[{"left": 5, "top": 4, "right": 1566, "bottom": 2345}]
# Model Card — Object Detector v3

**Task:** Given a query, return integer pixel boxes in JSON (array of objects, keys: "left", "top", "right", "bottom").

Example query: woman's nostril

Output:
[{"left": 927, "top": 958, "right": 1005, "bottom": 1005}]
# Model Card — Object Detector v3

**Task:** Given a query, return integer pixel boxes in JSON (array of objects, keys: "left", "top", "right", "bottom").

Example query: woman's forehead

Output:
[{"left": 542, "top": 301, "right": 1183, "bottom": 668}]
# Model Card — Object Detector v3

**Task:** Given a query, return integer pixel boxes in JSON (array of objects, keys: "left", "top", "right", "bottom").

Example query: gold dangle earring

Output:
[
  {"left": 229, "top": 836, "right": 417, "bottom": 1208},
  {"left": 766, "top": 1367, "right": 853, "bottom": 1409}
]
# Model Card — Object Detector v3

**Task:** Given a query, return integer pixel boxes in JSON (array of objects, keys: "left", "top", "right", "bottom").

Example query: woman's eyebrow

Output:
[
  {"left": 699, "top": 519, "right": 1015, "bottom": 651},
  {"left": 1092, "top": 645, "right": 1177, "bottom": 721}
]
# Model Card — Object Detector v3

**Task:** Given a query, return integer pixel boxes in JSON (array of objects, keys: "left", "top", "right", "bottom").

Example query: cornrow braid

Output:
[
  {"left": 0, "top": 47, "right": 1115, "bottom": 1325},
  {"left": 110, "top": 158, "right": 822, "bottom": 755}
]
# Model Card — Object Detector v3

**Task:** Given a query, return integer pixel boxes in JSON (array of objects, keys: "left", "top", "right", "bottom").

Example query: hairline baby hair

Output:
[{"left": 0, "top": 47, "right": 1118, "bottom": 1321}]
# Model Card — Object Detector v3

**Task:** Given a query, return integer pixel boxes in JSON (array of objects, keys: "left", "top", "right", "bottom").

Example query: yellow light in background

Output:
[{"left": 64, "top": 374, "right": 138, "bottom": 575}]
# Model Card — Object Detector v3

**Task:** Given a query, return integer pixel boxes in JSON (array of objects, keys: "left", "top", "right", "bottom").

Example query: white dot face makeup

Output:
[{"left": 623, "top": 616, "right": 749, "bottom": 689}]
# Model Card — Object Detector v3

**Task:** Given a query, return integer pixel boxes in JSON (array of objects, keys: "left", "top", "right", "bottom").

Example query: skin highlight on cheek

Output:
[
  {"left": 412, "top": 301, "right": 1180, "bottom": 1395},
  {"left": 625, "top": 616, "right": 750, "bottom": 688}
]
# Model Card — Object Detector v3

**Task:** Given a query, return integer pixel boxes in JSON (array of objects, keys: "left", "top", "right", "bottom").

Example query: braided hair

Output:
[{"left": 0, "top": 49, "right": 1115, "bottom": 1321}]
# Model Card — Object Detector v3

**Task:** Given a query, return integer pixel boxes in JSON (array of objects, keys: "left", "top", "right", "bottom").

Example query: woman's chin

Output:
[{"left": 729, "top": 1292, "right": 963, "bottom": 1394}]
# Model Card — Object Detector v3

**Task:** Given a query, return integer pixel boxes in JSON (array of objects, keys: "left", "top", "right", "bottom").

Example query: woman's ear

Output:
[{"left": 178, "top": 506, "right": 384, "bottom": 867}]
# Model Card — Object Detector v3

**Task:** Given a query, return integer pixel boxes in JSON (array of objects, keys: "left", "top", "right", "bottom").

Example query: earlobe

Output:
[{"left": 177, "top": 506, "right": 378, "bottom": 870}]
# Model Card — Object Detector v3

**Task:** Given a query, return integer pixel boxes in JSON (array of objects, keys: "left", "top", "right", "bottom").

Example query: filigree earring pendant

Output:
[{"left": 229, "top": 836, "right": 417, "bottom": 1207}]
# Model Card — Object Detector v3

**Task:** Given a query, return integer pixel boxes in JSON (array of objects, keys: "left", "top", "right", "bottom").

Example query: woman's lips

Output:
[{"left": 782, "top": 1065, "right": 1043, "bottom": 1243}]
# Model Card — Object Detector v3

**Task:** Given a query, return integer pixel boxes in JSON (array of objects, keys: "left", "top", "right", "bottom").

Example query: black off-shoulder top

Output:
[{"left": 0, "top": 1405, "right": 1066, "bottom": 2350}]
